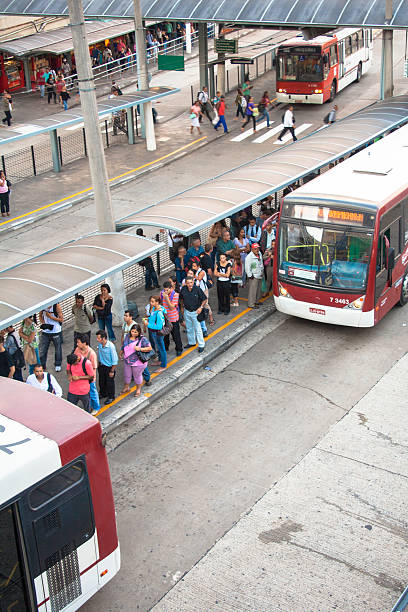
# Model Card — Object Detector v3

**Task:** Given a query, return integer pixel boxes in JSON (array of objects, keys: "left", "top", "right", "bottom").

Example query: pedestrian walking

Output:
[
  {"left": 2, "top": 91, "right": 12, "bottom": 126},
  {"left": 245, "top": 243, "right": 264, "bottom": 308},
  {"left": 92, "top": 283, "right": 116, "bottom": 341},
  {"left": 0, "top": 334, "right": 15, "bottom": 379},
  {"left": 198, "top": 86, "right": 213, "bottom": 121},
  {"left": 19, "top": 316, "right": 39, "bottom": 374},
  {"left": 0, "top": 170, "right": 10, "bottom": 217},
  {"left": 72, "top": 293, "right": 93, "bottom": 348},
  {"left": 66, "top": 352, "right": 94, "bottom": 413},
  {"left": 4, "top": 325, "right": 24, "bottom": 381},
  {"left": 256, "top": 91, "right": 271, "bottom": 128},
  {"left": 242, "top": 80, "right": 252, "bottom": 101},
  {"left": 278, "top": 105, "right": 297, "bottom": 142},
  {"left": 214, "top": 95, "right": 228, "bottom": 133},
  {"left": 26, "top": 363, "right": 62, "bottom": 396},
  {"left": 190, "top": 100, "right": 202, "bottom": 135},
  {"left": 179, "top": 277, "right": 207, "bottom": 353},
  {"left": 214, "top": 253, "right": 231, "bottom": 315},
  {"left": 161, "top": 281, "right": 183, "bottom": 356},
  {"left": 121, "top": 324, "right": 152, "bottom": 396},
  {"left": 74, "top": 334, "right": 100, "bottom": 414},
  {"left": 147, "top": 295, "right": 167, "bottom": 373},
  {"left": 234, "top": 87, "right": 246, "bottom": 120},
  {"left": 96, "top": 330, "right": 118, "bottom": 404},
  {"left": 39, "top": 303, "right": 63, "bottom": 371},
  {"left": 46, "top": 76, "right": 57, "bottom": 104},
  {"left": 59, "top": 86, "right": 70, "bottom": 111},
  {"left": 241, "top": 96, "right": 256, "bottom": 132}
]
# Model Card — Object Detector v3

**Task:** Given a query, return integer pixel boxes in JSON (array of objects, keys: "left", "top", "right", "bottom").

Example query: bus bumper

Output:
[
  {"left": 274, "top": 295, "right": 374, "bottom": 327},
  {"left": 276, "top": 92, "right": 324, "bottom": 104}
]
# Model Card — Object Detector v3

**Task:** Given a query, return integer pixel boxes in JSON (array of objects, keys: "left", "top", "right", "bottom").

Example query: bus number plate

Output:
[{"left": 309, "top": 307, "right": 326, "bottom": 316}]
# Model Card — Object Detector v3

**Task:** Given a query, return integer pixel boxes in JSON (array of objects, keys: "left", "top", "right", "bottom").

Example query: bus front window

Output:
[
  {"left": 279, "top": 221, "right": 373, "bottom": 290},
  {"left": 277, "top": 54, "right": 323, "bottom": 82}
]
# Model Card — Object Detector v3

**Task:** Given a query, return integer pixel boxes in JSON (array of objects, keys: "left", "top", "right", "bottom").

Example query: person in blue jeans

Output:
[
  {"left": 147, "top": 295, "right": 167, "bottom": 373},
  {"left": 92, "top": 283, "right": 116, "bottom": 341},
  {"left": 255, "top": 91, "right": 271, "bottom": 128}
]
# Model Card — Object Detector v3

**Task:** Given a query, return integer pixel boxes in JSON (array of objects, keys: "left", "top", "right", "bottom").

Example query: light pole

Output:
[
  {"left": 133, "top": 0, "right": 156, "bottom": 150},
  {"left": 380, "top": 0, "right": 394, "bottom": 99},
  {"left": 67, "top": 0, "right": 126, "bottom": 323}
]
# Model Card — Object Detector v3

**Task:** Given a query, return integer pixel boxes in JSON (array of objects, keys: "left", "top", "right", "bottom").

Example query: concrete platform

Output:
[{"left": 151, "top": 353, "right": 408, "bottom": 611}]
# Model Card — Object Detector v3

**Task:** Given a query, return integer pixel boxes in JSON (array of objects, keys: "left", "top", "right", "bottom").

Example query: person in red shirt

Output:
[
  {"left": 214, "top": 95, "right": 228, "bottom": 134},
  {"left": 37, "top": 69, "right": 46, "bottom": 98},
  {"left": 66, "top": 352, "right": 94, "bottom": 413}
]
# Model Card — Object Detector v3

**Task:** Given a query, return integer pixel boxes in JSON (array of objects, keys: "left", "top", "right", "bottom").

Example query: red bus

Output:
[
  {"left": 0, "top": 379, "right": 120, "bottom": 611},
  {"left": 276, "top": 28, "right": 373, "bottom": 104},
  {"left": 274, "top": 125, "right": 408, "bottom": 327}
]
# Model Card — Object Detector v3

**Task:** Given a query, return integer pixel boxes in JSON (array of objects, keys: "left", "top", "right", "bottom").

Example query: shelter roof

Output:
[
  {"left": 0, "top": 86, "right": 178, "bottom": 146},
  {"left": 0, "top": 232, "right": 164, "bottom": 328},
  {"left": 117, "top": 97, "right": 408, "bottom": 236},
  {"left": 0, "top": 19, "right": 135, "bottom": 57},
  {"left": 1, "top": 0, "right": 408, "bottom": 29}
]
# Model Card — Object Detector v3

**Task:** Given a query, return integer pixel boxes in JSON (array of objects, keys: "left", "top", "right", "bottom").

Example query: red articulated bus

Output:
[
  {"left": 0, "top": 379, "right": 120, "bottom": 611},
  {"left": 274, "top": 124, "right": 408, "bottom": 326},
  {"left": 276, "top": 28, "right": 373, "bottom": 104}
]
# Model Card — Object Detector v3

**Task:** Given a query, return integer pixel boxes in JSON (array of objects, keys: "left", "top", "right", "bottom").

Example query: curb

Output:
[{"left": 100, "top": 300, "right": 275, "bottom": 433}]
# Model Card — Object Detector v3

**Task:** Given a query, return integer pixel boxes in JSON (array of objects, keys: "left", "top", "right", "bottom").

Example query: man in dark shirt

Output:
[
  {"left": 0, "top": 334, "right": 15, "bottom": 378},
  {"left": 180, "top": 278, "right": 207, "bottom": 353}
]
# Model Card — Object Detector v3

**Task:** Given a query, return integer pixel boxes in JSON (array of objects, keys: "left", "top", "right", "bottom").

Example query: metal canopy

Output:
[
  {"left": 1, "top": 0, "right": 408, "bottom": 29},
  {"left": 0, "top": 86, "right": 178, "bottom": 146},
  {"left": 0, "top": 232, "right": 164, "bottom": 329},
  {"left": 0, "top": 19, "right": 135, "bottom": 57},
  {"left": 117, "top": 96, "right": 408, "bottom": 237}
]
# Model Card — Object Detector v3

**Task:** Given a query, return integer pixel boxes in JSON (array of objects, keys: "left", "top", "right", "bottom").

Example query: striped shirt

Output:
[{"left": 161, "top": 290, "right": 179, "bottom": 322}]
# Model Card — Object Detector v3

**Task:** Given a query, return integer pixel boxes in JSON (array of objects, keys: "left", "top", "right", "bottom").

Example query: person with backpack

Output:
[
  {"left": 26, "top": 363, "right": 62, "bottom": 396},
  {"left": 39, "top": 303, "right": 63, "bottom": 372},
  {"left": 278, "top": 105, "right": 297, "bottom": 142},
  {"left": 241, "top": 96, "right": 256, "bottom": 132},
  {"left": 74, "top": 334, "right": 100, "bottom": 414},
  {"left": 72, "top": 294, "right": 94, "bottom": 349},
  {"left": 4, "top": 325, "right": 25, "bottom": 381},
  {"left": 66, "top": 352, "right": 94, "bottom": 413},
  {"left": 256, "top": 91, "right": 271, "bottom": 128},
  {"left": 234, "top": 87, "right": 246, "bottom": 120}
]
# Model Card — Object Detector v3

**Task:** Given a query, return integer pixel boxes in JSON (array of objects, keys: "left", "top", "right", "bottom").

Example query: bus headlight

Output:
[
  {"left": 344, "top": 296, "right": 365, "bottom": 309},
  {"left": 279, "top": 283, "right": 292, "bottom": 298},
  {"left": 314, "top": 89, "right": 322, "bottom": 94},
  {"left": 278, "top": 88, "right": 286, "bottom": 93}
]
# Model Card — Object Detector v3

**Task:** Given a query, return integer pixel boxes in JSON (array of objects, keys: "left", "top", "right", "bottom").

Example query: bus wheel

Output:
[
  {"left": 356, "top": 62, "right": 362, "bottom": 82},
  {"left": 399, "top": 272, "right": 408, "bottom": 306},
  {"left": 329, "top": 81, "right": 336, "bottom": 102}
]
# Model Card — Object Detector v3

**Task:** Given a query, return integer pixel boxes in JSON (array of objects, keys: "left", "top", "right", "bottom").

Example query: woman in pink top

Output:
[{"left": 0, "top": 170, "right": 10, "bottom": 217}]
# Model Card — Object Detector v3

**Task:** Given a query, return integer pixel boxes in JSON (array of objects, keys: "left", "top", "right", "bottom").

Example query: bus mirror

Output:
[{"left": 386, "top": 246, "right": 395, "bottom": 271}]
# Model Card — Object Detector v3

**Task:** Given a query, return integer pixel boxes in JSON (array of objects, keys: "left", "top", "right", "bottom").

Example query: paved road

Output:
[{"left": 82, "top": 296, "right": 408, "bottom": 611}]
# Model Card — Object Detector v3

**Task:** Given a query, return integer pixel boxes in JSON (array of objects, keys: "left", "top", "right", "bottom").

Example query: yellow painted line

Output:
[
  {"left": 0, "top": 136, "right": 207, "bottom": 227},
  {"left": 94, "top": 296, "right": 272, "bottom": 417}
]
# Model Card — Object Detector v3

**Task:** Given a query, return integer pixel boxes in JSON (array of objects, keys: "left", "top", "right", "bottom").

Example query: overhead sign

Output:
[
  {"left": 229, "top": 57, "right": 254, "bottom": 65},
  {"left": 215, "top": 38, "right": 238, "bottom": 54},
  {"left": 158, "top": 54, "right": 185, "bottom": 71}
]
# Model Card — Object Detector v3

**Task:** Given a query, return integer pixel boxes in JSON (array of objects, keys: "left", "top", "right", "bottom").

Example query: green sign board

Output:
[
  {"left": 158, "top": 54, "right": 185, "bottom": 71},
  {"left": 215, "top": 38, "right": 238, "bottom": 55}
]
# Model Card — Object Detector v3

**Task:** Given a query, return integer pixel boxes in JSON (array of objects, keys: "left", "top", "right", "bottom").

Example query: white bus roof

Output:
[
  {"left": 285, "top": 124, "right": 408, "bottom": 212},
  {"left": 280, "top": 28, "right": 361, "bottom": 47}
]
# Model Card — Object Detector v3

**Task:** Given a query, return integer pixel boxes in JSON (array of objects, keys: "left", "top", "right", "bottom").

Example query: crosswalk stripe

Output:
[
  {"left": 230, "top": 120, "right": 268, "bottom": 142},
  {"left": 252, "top": 123, "right": 283, "bottom": 144},
  {"left": 273, "top": 123, "right": 312, "bottom": 144}
]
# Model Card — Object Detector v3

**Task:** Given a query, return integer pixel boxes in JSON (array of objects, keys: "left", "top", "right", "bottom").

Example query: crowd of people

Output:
[{"left": 0, "top": 204, "right": 277, "bottom": 413}]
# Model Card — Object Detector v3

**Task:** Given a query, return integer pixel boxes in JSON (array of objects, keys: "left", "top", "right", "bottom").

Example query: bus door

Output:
[
  {"left": 375, "top": 216, "right": 401, "bottom": 310},
  {"left": 338, "top": 41, "right": 345, "bottom": 78}
]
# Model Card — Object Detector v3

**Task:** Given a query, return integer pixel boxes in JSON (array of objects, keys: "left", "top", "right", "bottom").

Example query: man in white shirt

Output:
[
  {"left": 198, "top": 86, "right": 213, "bottom": 121},
  {"left": 245, "top": 243, "right": 264, "bottom": 309},
  {"left": 26, "top": 363, "right": 62, "bottom": 397},
  {"left": 278, "top": 105, "right": 297, "bottom": 142}
]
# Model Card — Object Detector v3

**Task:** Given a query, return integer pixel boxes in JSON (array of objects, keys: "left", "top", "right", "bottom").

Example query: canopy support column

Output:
[
  {"left": 23, "top": 58, "right": 32, "bottom": 92},
  {"left": 380, "top": 0, "right": 394, "bottom": 100},
  {"left": 49, "top": 129, "right": 61, "bottom": 172},
  {"left": 127, "top": 107, "right": 135, "bottom": 144},
  {"left": 186, "top": 23, "right": 192, "bottom": 54},
  {"left": 198, "top": 23, "right": 208, "bottom": 90},
  {"left": 145, "top": 101, "right": 156, "bottom": 151}
]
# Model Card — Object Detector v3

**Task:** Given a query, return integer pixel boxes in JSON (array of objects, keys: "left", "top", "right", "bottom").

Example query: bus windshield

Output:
[
  {"left": 278, "top": 221, "right": 373, "bottom": 291},
  {"left": 277, "top": 53, "right": 323, "bottom": 82}
]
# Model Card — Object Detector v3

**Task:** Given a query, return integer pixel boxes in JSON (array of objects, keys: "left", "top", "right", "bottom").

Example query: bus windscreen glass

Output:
[
  {"left": 278, "top": 220, "right": 373, "bottom": 290},
  {"left": 277, "top": 52, "right": 322, "bottom": 82}
]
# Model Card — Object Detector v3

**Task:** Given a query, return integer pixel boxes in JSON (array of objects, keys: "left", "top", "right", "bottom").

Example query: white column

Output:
[
  {"left": 186, "top": 22, "right": 192, "bottom": 54},
  {"left": 144, "top": 101, "right": 156, "bottom": 151}
]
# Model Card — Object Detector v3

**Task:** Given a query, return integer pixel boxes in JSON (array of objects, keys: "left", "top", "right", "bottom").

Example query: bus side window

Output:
[
  {"left": 330, "top": 45, "right": 337, "bottom": 67},
  {"left": 390, "top": 218, "right": 402, "bottom": 256},
  {"left": 403, "top": 199, "right": 408, "bottom": 242},
  {"left": 345, "top": 36, "right": 352, "bottom": 57},
  {"left": 323, "top": 54, "right": 329, "bottom": 79},
  {"left": 358, "top": 30, "right": 364, "bottom": 48},
  {"left": 352, "top": 33, "right": 359, "bottom": 52}
]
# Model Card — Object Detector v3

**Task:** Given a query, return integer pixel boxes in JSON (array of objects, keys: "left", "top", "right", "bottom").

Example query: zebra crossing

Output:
[{"left": 230, "top": 121, "right": 313, "bottom": 144}]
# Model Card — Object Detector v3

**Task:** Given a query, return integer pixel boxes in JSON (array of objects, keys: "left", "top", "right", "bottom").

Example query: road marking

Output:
[
  {"left": 252, "top": 123, "right": 282, "bottom": 143},
  {"left": 230, "top": 120, "right": 268, "bottom": 142},
  {"left": 95, "top": 293, "right": 274, "bottom": 416},
  {"left": 273, "top": 123, "right": 312, "bottom": 144},
  {"left": 0, "top": 136, "right": 207, "bottom": 227}
]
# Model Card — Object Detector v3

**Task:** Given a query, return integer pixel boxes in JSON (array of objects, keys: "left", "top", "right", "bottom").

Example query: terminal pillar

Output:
[
  {"left": 23, "top": 58, "right": 32, "bottom": 92},
  {"left": 380, "top": 29, "right": 394, "bottom": 99},
  {"left": 127, "top": 107, "right": 135, "bottom": 144},
  {"left": 209, "top": 64, "right": 216, "bottom": 99},
  {"left": 144, "top": 101, "right": 156, "bottom": 151},
  {"left": 217, "top": 24, "right": 225, "bottom": 95},
  {"left": 49, "top": 130, "right": 61, "bottom": 172},
  {"left": 186, "top": 23, "right": 192, "bottom": 54},
  {"left": 198, "top": 23, "right": 209, "bottom": 90}
]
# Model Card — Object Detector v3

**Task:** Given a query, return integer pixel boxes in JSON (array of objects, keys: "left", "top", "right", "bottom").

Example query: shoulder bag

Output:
[
  {"left": 156, "top": 310, "right": 173, "bottom": 337},
  {"left": 10, "top": 335, "right": 25, "bottom": 369}
]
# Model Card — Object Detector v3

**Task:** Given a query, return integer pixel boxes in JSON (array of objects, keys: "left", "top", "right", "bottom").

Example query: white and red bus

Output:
[
  {"left": 0, "top": 379, "right": 120, "bottom": 611},
  {"left": 276, "top": 28, "right": 373, "bottom": 104},
  {"left": 274, "top": 124, "right": 408, "bottom": 327}
]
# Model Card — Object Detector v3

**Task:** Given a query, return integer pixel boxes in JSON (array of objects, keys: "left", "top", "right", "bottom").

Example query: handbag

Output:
[
  {"left": 212, "top": 110, "right": 219, "bottom": 125},
  {"left": 138, "top": 348, "right": 155, "bottom": 363},
  {"left": 189, "top": 112, "right": 197, "bottom": 119},
  {"left": 10, "top": 335, "right": 25, "bottom": 369},
  {"left": 23, "top": 343, "right": 37, "bottom": 365},
  {"left": 197, "top": 307, "right": 209, "bottom": 322},
  {"left": 156, "top": 310, "right": 173, "bottom": 337},
  {"left": 253, "top": 107, "right": 259, "bottom": 117}
]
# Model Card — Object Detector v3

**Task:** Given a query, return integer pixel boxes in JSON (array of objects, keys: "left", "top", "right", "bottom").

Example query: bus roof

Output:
[
  {"left": 279, "top": 28, "right": 361, "bottom": 48},
  {"left": 0, "top": 379, "right": 100, "bottom": 505},
  {"left": 284, "top": 124, "right": 408, "bottom": 213}
]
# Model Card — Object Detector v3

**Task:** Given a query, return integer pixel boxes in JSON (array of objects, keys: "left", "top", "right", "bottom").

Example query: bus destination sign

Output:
[
  {"left": 280, "top": 46, "right": 320, "bottom": 54},
  {"left": 287, "top": 204, "right": 368, "bottom": 226}
]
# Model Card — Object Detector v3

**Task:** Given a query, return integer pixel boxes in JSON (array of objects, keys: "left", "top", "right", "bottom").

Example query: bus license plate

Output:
[{"left": 309, "top": 307, "right": 325, "bottom": 316}]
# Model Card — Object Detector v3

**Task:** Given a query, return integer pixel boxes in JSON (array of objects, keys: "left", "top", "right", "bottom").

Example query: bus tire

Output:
[
  {"left": 329, "top": 81, "right": 336, "bottom": 102},
  {"left": 399, "top": 272, "right": 408, "bottom": 306},
  {"left": 356, "top": 62, "right": 362, "bottom": 82}
]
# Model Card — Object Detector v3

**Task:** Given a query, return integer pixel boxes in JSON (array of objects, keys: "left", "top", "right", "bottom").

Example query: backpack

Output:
[
  {"left": 241, "top": 96, "right": 247, "bottom": 109},
  {"left": 9, "top": 334, "right": 25, "bottom": 369},
  {"left": 258, "top": 102, "right": 265, "bottom": 113}
]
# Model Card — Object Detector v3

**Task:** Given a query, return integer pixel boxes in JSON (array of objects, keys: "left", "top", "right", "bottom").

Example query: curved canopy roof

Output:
[
  {"left": 117, "top": 96, "right": 408, "bottom": 236},
  {"left": 0, "top": 232, "right": 164, "bottom": 329},
  {"left": 1, "top": 0, "right": 408, "bottom": 29}
]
